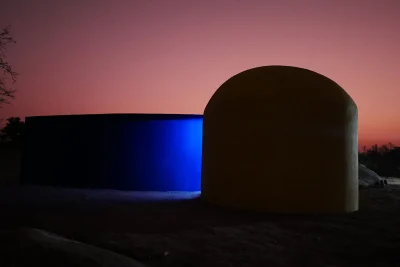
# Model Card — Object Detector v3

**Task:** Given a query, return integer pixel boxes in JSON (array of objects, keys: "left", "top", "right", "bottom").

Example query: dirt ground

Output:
[{"left": 1, "top": 184, "right": 400, "bottom": 267}]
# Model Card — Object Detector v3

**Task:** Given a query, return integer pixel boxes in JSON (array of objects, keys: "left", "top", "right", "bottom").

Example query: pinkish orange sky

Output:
[{"left": 1, "top": 0, "right": 399, "bottom": 149}]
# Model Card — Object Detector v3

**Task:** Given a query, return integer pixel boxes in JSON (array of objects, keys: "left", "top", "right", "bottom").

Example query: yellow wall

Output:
[{"left": 201, "top": 66, "right": 358, "bottom": 213}]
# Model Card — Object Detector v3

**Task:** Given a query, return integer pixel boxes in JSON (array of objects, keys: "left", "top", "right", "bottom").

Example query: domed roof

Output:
[
  {"left": 201, "top": 65, "right": 359, "bottom": 213},
  {"left": 205, "top": 65, "right": 357, "bottom": 125}
]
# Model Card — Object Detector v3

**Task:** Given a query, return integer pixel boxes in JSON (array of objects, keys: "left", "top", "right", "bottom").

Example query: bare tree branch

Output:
[{"left": 0, "top": 25, "right": 18, "bottom": 107}]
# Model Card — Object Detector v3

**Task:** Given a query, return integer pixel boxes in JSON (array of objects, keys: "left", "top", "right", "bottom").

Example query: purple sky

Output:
[{"left": 1, "top": 0, "right": 399, "bottom": 148}]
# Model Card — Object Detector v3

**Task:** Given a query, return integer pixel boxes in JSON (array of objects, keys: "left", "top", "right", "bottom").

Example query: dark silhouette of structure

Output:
[
  {"left": 21, "top": 113, "right": 203, "bottom": 191},
  {"left": 201, "top": 65, "right": 359, "bottom": 213}
]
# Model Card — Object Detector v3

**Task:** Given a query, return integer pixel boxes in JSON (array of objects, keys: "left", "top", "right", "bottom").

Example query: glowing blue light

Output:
[
  {"left": 122, "top": 118, "right": 203, "bottom": 191},
  {"left": 21, "top": 114, "right": 204, "bottom": 192}
]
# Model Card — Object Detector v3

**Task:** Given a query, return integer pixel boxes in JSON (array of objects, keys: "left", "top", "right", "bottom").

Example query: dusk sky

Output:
[{"left": 0, "top": 0, "right": 399, "bottom": 148}]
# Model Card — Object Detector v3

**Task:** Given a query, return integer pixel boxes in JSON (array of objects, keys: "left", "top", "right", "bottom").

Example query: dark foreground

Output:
[{"left": 1, "top": 185, "right": 400, "bottom": 267}]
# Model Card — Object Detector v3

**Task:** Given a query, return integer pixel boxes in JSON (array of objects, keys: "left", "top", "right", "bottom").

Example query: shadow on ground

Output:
[{"left": 1, "top": 185, "right": 400, "bottom": 267}]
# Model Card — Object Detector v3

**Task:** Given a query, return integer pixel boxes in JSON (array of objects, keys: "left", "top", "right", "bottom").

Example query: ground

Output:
[
  {"left": 1, "top": 148, "right": 400, "bottom": 266},
  {"left": 1, "top": 184, "right": 400, "bottom": 267}
]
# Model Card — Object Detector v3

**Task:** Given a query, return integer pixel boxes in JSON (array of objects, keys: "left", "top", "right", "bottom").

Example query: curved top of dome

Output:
[{"left": 205, "top": 65, "right": 357, "bottom": 116}]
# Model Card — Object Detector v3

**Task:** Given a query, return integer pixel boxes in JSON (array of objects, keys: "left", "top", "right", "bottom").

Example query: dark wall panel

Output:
[{"left": 21, "top": 114, "right": 203, "bottom": 191}]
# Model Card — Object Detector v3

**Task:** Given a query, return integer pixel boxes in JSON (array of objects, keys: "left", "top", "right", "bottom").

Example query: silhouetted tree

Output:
[
  {"left": 0, "top": 25, "right": 18, "bottom": 107},
  {"left": 0, "top": 117, "right": 24, "bottom": 143},
  {"left": 359, "top": 143, "right": 400, "bottom": 177}
]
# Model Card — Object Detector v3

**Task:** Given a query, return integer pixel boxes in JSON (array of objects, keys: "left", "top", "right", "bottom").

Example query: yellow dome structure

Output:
[{"left": 201, "top": 66, "right": 358, "bottom": 213}]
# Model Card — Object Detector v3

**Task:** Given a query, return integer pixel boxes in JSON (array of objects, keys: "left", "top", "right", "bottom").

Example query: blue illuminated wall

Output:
[{"left": 20, "top": 114, "right": 203, "bottom": 191}]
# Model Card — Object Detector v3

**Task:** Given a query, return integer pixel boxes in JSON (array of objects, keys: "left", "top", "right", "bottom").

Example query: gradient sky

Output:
[{"left": 0, "top": 0, "right": 399, "bottom": 148}]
